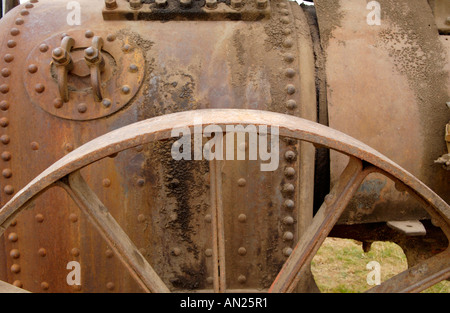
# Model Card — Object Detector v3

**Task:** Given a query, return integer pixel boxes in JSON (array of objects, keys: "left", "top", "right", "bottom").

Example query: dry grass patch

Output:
[{"left": 311, "top": 237, "right": 449, "bottom": 293}]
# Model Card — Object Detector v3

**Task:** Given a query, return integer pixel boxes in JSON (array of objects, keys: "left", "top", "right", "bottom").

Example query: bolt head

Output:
[
  {"left": 52, "top": 48, "right": 69, "bottom": 64},
  {"left": 205, "top": 0, "right": 217, "bottom": 9},
  {"left": 105, "top": 0, "right": 118, "bottom": 10},
  {"left": 155, "top": 0, "right": 168, "bottom": 8},
  {"left": 231, "top": 0, "right": 243, "bottom": 9},
  {"left": 180, "top": 0, "right": 192, "bottom": 8}
]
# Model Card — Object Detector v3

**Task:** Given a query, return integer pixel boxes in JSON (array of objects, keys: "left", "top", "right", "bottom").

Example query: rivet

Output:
[
  {"left": 286, "top": 84, "right": 296, "bottom": 95},
  {"left": 121, "top": 85, "right": 131, "bottom": 94},
  {"left": 35, "top": 213, "right": 44, "bottom": 223},
  {"left": 7, "top": 40, "right": 16, "bottom": 48},
  {"left": 85, "top": 30, "right": 94, "bottom": 38},
  {"left": 205, "top": 0, "right": 217, "bottom": 9},
  {"left": 101, "top": 98, "right": 111, "bottom": 108},
  {"left": 4, "top": 185, "right": 14, "bottom": 195},
  {"left": 446, "top": 17, "right": 450, "bottom": 25},
  {"left": 105, "top": 0, "right": 118, "bottom": 10},
  {"left": 285, "top": 68, "right": 295, "bottom": 78},
  {"left": 283, "top": 183, "right": 295, "bottom": 194},
  {"left": 105, "top": 249, "right": 114, "bottom": 258},
  {"left": 172, "top": 247, "right": 181, "bottom": 256},
  {"left": 137, "top": 214, "right": 146, "bottom": 223},
  {"left": 1, "top": 68, "right": 11, "bottom": 77},
  {"left": 238, "top": 213, "right": 247, "bottom": 223},
  {"left": 129, "top": 64, "right": 138, "bottom": 73},
  {"left": 286, "top": 99, "right": 297, "bottom": 110},
  {"left": 20, "top": 9, "right": 29, "bottom": 16},
  {"left": 122, "top": 44, "right": 131, "bottom": 53},
  {"left": 205, "top": 249, "right": 213, "bottom": 257},
  {"left": 15, "top": 18, "right": 24, "bottom": 25},
  {"left": 52, "top": 47, "right": 63, "bottom": 58},
  {"left": 285, "top": 150, "right": 296, "bottom": 161},
  {"left": 284, "top": 167, "right": 295, "bottom": 177},
  {"left": 106, "top": 34, "right": 116, "bottom": 42},
  {"left": 230, "top": 0, "right": 243, "bottom": 9},
  {"left": 11, "top": 264, "right": 21, "bottom": 274},
  {"left": 284, "top": 199, "right": 294, "bottom": 210},
  {"left": 0, "top": 100, "right": 9, "bottom": 111},
  {"left": 137, "top": 178, "right": 145, "bottom": 187},
  {"left": 77, "top": 103, "right": 87, "bottom": 113},
  {"left": 281, "top": 16, "right": 290, "bottom": 24},
  {"left": 283, "top": 247, "right": 293, "bottom": 256},
  {"left": 284, "top": 53, "right": 294, "bottom": 63},
  {"left": 60, "top": 33, "right": 69, "bottom": 40},
  {"left": 10, "top": 249, "right": 20, "bottom": 259},
  {"left": 0, "top": 117, "right": 9, "bottom": 127},
  {"left": 204, "top": 214, "right": 212, "bottom": 223},
  {"left": 10, "top": 220, "right": 16, "bottom": 226},
  {"left": 0, "top": 84, "right": 9, "bottom": 94},
  {"left": 256, "top": 0, "right": 267, "bottom": 9},
  {"left": 238, "top": 247, "right": 247, "bottom": 256},
  {"left": 31, "top": 141, "right": 39, "bottom": 150},
  {"left": 237, "top": 275, "right": 246, "bottom": 284},
  {"left": 324, "top": 194, "right": 334, "bottom": 205},
  {"left": 38, "top": 248, "right": 47, "bottom": 257},
  {"left": 69, "top": 213, "right": 78, "bottom": 223},
  {"left": 1, "top": 151, "right": 11, "bottom": 161},
  {"left": 237, "top": 178, "right": 246, "bottom": 187},
  {"left": 283, "top": 231, "right": 294, "bottom": 241},
  {"left": 102, "top": 178, "right": 111, "bottom": 187},
  {"left": 135, "top": 145, "right": 144, "bottom": 152},
  {"left": 25, "top": 3, "right": 34, "bottom": 8},
  {"left": 65, "top": 143, "right": 74, "bottom": 152},
  {"left": 28, "top": 64, "right": 38, "bottom": 74},
  {"left": 1, "top": 135, "right": 10, "bottom": 145},
  {"left": 282, "top": 28, "right": 292, "bottom": 35},
  {"left": 30, "top": 0, "right": 39, "bottom": 3},
  {"left": 10, "top": 28, "right": 20, "bottom": 36},
  {"left": 12, "top": 280, "right": 22, "bottom": 288},
  {"left": 39, "top": 44, "right": 49, "bottom": 53},
  {"left": 41, "top": 282, "right": 49, "bottom": 290},
  {"left": 71, "top": 248, "right": 80, "bottom": 257},
  {"left": 8, "top": 233, "right": 18, "bottom": 242},
  {"left": 106, "top": 282, "right": 115, "bottom": 290},
  {"left": 180, "top": 0, "right": 193, "bottom": 9},
  {"left": 283, "top": 216, "right": 294, "bottom": 225},
  {"left": 279, "top": 2, "right": 287, "bottom": 8},
  {"left": 35, "top": 83, "right": 45, "bottom": 93},
  {"left": 206, "top": 276, "right": 214, "bottom": 284},
  {"left": 280, "top": 8, "right": 289, "bottom": 15},
  {"left": 53, "top": 98, "right": 63, "bottom": 108}
]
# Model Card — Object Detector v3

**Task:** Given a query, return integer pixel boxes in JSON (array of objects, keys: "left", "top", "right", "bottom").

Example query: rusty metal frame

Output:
[{"left": 0, "top": 109, "right": 448, "bottom": 293}]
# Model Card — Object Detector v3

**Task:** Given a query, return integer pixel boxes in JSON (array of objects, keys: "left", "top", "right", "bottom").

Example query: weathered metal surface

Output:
[
  {"left": 0, "top": 0, "right": 318, "bottom": 292},
  {"left": 430, "top": 0, "right": 450, "bottom": 34},
  {"left": 0, "top": 109, "right": 449, "bottom": 293},
  {"left": 315, "top": 0, "right": 450, "bottom": 224}
]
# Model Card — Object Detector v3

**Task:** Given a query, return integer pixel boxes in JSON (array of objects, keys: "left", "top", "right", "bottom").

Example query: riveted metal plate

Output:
[
  {"left": 102, "top": 0, "right": 271, "bottom": 21},
  {"left": 24, "top": 29, "right": 145, "bottom": 121}
]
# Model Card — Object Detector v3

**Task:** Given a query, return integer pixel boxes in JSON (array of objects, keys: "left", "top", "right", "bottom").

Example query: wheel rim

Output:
[{"left": 0, "top": 109, "right": 448, "bottom": 293}]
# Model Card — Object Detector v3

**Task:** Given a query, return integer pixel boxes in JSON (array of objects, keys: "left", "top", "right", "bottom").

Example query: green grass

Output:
[{"left": 311, "top": 238, "right": 450, "bottom": 293}]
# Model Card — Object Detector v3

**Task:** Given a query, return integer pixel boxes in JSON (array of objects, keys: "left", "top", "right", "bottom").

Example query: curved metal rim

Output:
[{"left": 0, "top": 108, "right": 448, "bottom": 293}]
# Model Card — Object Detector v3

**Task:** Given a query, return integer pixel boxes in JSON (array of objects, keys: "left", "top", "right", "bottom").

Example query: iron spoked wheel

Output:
[{"left": 0, "top": 109, "right": 448, "bottom": 293}]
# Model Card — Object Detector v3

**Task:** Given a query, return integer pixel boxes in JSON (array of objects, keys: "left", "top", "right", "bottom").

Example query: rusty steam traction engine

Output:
[{"left": 0, "top": 0, "right": 448, "bottom": 293}]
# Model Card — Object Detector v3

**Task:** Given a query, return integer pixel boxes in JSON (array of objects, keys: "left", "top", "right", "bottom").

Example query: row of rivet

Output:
[
  {"left": 278, "top": 2, "right": 297, "bottom": 112},
  {"left": 105, "top": 0, "right": 268, "bottom": 10},
  {"left": 0, "top": 3, "right": 37, "bottom": 197},
  {"left": 278, "top": 1, "right": 296, "bottom": 258}
]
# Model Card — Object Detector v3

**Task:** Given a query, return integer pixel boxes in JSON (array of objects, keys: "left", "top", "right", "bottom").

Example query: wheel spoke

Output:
[
  {"left": 269, "top": 157, "right": 373, "bottom": 293},
  {"left": 366, "top": 249, "right": 450, "bottom": 293},
  {"left": 58, "top": 171, "right": 170, "bottom": 293}
]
